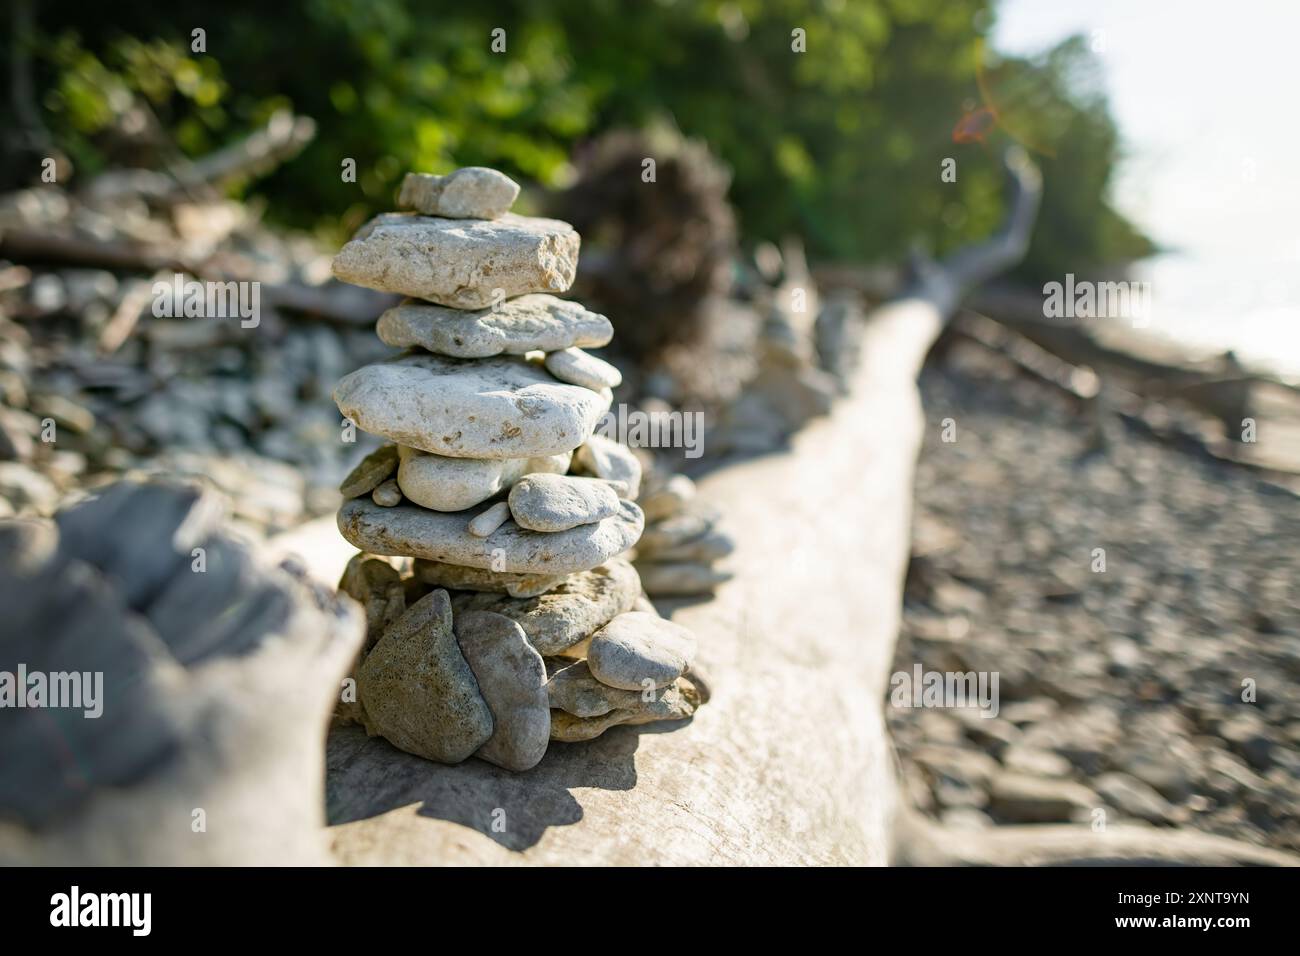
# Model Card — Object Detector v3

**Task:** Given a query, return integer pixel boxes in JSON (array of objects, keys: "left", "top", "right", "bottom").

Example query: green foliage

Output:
[{"left": 9, "top": 0, "right": 1150, "bottom": 273}]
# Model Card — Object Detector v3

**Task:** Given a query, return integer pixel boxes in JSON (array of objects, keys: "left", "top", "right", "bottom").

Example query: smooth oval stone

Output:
[
  {"left": 397, "top": 447, "right": 570, "bottom": 512},
  {"left": 467, "top": 501, "right": 511, "bottom": 538},
  {"left": 331, "top": 212, "right": 579, "bottom": 309},
  {"left": 356, "top": 589, "right": 493, "bottom": 764},
  {"left": 454, "top": 611, "right": 550, "bottom": 772},
  {"left": 338, "top": 496, "right": 643, "bottom": 576},
  {"left": 334, "top": 352, "right": 606, "bottom": 460},
  {"left": 544, "top": 347, "right": 622, "bottom": 391},
  {"left": 397, "top": 167, "right": 520, "bottom": 219},
  {"left": 339, "top": 444, "right": 398, "bottom": 499},
  {"left": 371, "top": 479, "right": 402, "bottom": 507},
  {"left": 549, "top": 674, "right": 705, "bottom": 742},
  {"left": 449, "top": 558, "right": 640, "bottom": 655},
  {"left": 377, "top": 295, "right": 612, "bottom": 359},
  {"left": 574, "top": 434, "right": 642, "bottom": 499},
  {"left": 508, "top": 473, "right": 621, "bottom": 533},
  {"left": 587, "top": 611, "right": 697, "bottom": 690},
  {"left": 412, "top": 559, "right": 565, "bottom": 599}
]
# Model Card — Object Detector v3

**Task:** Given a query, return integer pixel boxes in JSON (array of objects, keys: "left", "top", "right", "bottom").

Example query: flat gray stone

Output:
[
  {"left": 574, "top": 434, "right": 641, "bottom": 499},
  {"left": 549, "top": 674, "right": 705, "bottom": 742},
  {"left": 546, "top": 658, "right": 663, "bottom": 718},
  {"left": 508, "top": 473, "right": 621, "bottom": 532},
  {"left": 544, "top": 347, "right": 622, "bottom": 391},
  {"left": 338, "top": 496, "right": 643, "bottom": 576},
  {"left": 339, "top": 445, "right": 398, "bottom": 499},
  {"left": 454, "top": 611, "right": 550, "bottom": 771},
  {"left": 397, "top": 167, "right": 520, "bottom": 219},
  {"left": 587, "top": 611, "right": 697, "bottom": 690},
  {"left": 449, "top": 558, "right": 640, "bottom": 655},
  {"left": 331, "top": 212, "right": 579, "bottom": 309},
  {"left": 356, "top": 589, "right": 493, "bottom": 764},
  {"left": 397, "top": 446, "right": 570, "bottom": 512},
  {"left": 638, "top": 528, "right": 735, "bottom": 563},
  {"left": 377, "top": 295, "right": 612, "bottom": 358},
  {"left": 412, "top": 559, "right": 565, "bottom": 599},
  {"left": 634, "top": 560, "right": 733, "bottom": 596},
  {"left": 334, "top": 352, "right": 606, "bottom": 460}
]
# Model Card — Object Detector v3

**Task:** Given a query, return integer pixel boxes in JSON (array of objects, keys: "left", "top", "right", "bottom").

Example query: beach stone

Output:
[
  {"left": 338, "top": 496, "right": 643, "bottom": 576},
  {"left": 331, "top": 212, "right": 579, "bottom": 309},
  {"left": 337, "top": 553, "right": 405, "bottom": 653},
  {"left": 468, "top": 501, "right": 511, "bottom": 538},
  {"left": 1095, "top": 772, "right": 1176, "bottom": 824},
  {"left": 639, "top": 528, "right": 735, "bottom": 563},
  {"left": 339, "top": 445, "right": 398, "bottom": 499},
  {"left": 412, "top": 559, "right": 565, "bottom": 599},
  {"left": 397, "top": 167, "right": 520, "bottom": 219},
  {"left": 637, "top": 509, "right": 714, "bottom": 552},
  {"left": 508, "top": 473, "right": 621, "bottom": 532},
  {"left": 371, "top": 479, "right": 402, "bottom": 507},
  {"left": 587, "top": 611, "right": 697, "bottom": 690},
  {"left": 574, "top": 434, "right": 641, "bottom": 499},
  {"left": 397, "top": 446, "right": 570, "bottom": 512},
  {"left": 377, "top": 295, "right": 612, "bottom": 359},
  {"left": 633, "top": 561, "right": 733, "bottom": 596},
  {"left": 450, "top": 558, "right": 640, "bottom": 655},
  {"left": 544, "top": 347, "right": 622, "bottom": 391},
  {"left": 639, "top": 474, "right": 695, "bottom": 522},
  {"left": 989, "top": 773, "right": 1098, "bottom": 824},
  {"left": 547, "top": 658, "right": 662, "bottom": 718},
  {"left": 454, "top": 611, "right": 550, "bottom": 771},
  {"left": 334, "top": 352, "right": 606, "bottom": 460},
  {"left": 549, "top": 674, "right": 705, "bottom": 742},
  {"left": 356, "top": 589, "right": 493, "bottom": 764}
]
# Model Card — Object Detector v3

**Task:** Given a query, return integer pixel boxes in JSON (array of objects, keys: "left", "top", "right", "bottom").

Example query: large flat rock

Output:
[
  {"left": 337, "top": 496, "right": 644, "bottom": 576},
  {"left": 334, "top": 352, "right": 606, "bottom": 460},
  {"left": 377, "top": 295, "right": 612, "bottom": 358},
  {"left": 332, "top": 212, "right": 579, "bottom": 309}
]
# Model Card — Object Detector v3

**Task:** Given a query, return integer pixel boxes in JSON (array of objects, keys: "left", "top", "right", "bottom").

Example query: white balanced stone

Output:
[
  {"left": 331, "top": 212, "right": 579, "bottom": 309},
  {"left": 396, "top": 446, "right": 570, "bottom": 512},
  {"left": 397, "top": 167, "right": 520, "bottom": 220},
  {"left": 508, "top": 473, "right": 621, "bottom": 532},
  {"left": 333, "top": 352, "right": 606, "bottom": 460},
  {"left": 543, "top": 347, "right": 622, "bottom": 391},
  {"left": 338, "top": 496, "right": 644, "bottom": 576}
]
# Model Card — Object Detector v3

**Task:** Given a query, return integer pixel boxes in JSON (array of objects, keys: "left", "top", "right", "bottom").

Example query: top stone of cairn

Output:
[{"left": 398, "top": 167, "right": 520, "bottom": 220}]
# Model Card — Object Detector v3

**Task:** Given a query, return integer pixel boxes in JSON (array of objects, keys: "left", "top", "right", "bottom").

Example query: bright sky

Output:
[{"left": 994, "top": 0, "right": 1300, "bottom": 374}]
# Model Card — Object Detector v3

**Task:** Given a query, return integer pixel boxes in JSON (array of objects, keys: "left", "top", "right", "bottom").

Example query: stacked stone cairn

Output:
[{"left": 329, "top": 167, "right": 708, "bottom": 771}]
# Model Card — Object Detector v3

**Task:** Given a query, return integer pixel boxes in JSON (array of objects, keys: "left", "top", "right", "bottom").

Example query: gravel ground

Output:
[{"left": 889, "top": 337, "right": 1300, "bottom": 852}]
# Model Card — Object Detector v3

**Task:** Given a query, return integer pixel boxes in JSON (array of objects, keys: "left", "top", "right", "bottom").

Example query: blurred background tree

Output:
[{"left": 2, "top": 0, "right": 1151, "bottom": 279}]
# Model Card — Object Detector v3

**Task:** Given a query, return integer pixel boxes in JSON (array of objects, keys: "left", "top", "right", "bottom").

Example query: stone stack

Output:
[
  {"left": 632, "top": 458, "right": 735, "bottom": 597},
  {"left": 330, "top": 167, "right": 707, "bottom": 771}
]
